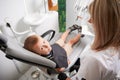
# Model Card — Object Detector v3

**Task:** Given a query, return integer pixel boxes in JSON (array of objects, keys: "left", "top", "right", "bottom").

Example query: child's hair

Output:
[
  {"left": 24, "top": 35, "right": 39, "bottom": 53},
  {"left": 89, "top": 0, "right": 120, "bottom": 51}
]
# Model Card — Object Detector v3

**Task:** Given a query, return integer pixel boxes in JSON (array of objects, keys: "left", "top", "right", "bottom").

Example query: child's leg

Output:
[
  {"left": 68, "top": 34, "right": 80, "bottom": 46},
  {"left": 60, "top": 29, "right": 70, "bottom": 41},
  {"left": 55, "top": 29, "right": 70, "bottom": 47},
  {"left": 63, "top": 34, "right": 80, "bottom": 56}
]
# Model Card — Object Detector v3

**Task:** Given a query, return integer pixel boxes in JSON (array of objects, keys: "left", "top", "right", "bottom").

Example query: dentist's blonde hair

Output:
[{"left": 89, "top": 0, "right": 120, "bottom": 51}]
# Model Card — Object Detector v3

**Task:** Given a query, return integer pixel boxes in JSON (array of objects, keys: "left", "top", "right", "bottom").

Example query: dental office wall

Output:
[
  {"left": 66, "top": 0, "right": 78, "bottom": 28},
  {"left": 0, "top": 0, "right": 58, "bottom": 80}
]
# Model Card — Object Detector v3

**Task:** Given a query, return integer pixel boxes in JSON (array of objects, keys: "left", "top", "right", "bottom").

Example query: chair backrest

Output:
[{"left": 0, "top": 33, "right": 56, "bottom": 69}]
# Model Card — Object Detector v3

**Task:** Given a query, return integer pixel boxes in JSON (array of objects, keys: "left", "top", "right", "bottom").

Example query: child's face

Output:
[{"left": 34, "top": 36, "right": 52, "bottom": 55}]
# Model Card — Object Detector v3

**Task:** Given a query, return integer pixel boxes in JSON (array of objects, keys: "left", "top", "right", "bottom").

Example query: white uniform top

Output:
[{"left": 71, "top": 44, "right": 120, "bottom": 80}]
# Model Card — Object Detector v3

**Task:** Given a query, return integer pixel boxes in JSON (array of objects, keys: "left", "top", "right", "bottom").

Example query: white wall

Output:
[
  {"left": 66, "top": 0, "right": 81, "bottom": 28},
  {"left": 0, "top": 0, "right": 25, "bottom": 28}
]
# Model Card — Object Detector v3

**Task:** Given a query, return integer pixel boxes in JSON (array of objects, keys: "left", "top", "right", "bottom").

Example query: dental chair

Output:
[{"left": 0, "top": 28, "right": 93, "bottom": 80}]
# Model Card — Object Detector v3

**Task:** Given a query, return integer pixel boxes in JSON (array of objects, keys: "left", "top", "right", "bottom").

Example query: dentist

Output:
[
  {"left": 72, "top": 0, "right": 120, "bottom": 79},
  {"left": 59, "top": 0, "right": 120, "bottom": 80}
]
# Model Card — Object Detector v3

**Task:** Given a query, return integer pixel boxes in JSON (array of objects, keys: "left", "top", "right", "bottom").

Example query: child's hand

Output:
[{"left": 55, "top": 67, "right": 65, "bottom": 72}]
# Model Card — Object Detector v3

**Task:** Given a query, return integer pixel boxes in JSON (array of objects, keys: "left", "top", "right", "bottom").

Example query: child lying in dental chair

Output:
[{"left": 24, "top": 25, "right": 82, "bottom": 72}]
